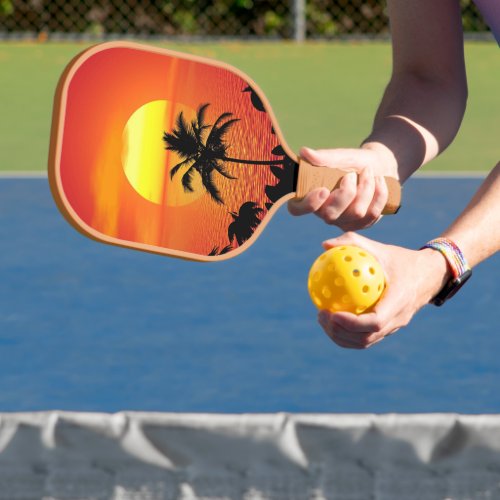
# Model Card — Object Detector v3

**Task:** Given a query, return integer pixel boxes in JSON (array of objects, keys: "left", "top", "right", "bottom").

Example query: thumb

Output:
[
  {"left": 299, "top": 146, "right": 326, "bottom": 166},
  {"left": 322, "top": 231, "right": 367, "bottom": 250},
  {"left": 299, "top": 147, "right": 365, "bottom": 171}
]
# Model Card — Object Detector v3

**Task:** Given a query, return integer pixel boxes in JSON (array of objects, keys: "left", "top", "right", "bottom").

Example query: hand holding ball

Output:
[{"left": 308, "top": 246, "right": 385, "bottom": 314}]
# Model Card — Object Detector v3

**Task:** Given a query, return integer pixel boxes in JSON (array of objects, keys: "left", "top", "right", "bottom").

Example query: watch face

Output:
[{"left": 432, "top": 269, "right": 472, "bottom": 306}]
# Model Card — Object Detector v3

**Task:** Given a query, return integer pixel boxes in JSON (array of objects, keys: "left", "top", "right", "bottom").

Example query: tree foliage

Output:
[{"left": 0, "top": 1, "right": 489, "bottom": 38}]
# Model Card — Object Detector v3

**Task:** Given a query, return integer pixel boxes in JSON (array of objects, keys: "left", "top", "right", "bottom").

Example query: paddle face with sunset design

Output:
[{"left": 49, "top": 42, "right": 401, "bottom": 261}]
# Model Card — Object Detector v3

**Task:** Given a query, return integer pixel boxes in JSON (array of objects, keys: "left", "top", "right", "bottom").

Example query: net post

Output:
[{"left": 292, "top": 0, "right": 306, "bottom": 42}]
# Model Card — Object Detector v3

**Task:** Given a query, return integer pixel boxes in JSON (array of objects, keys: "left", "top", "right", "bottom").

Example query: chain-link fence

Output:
[{"left": 0, "top": 0, "right": 491, "bottom": 40}]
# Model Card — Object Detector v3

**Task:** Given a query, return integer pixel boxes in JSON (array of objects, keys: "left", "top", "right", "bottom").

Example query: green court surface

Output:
[{"left": 0, "top": 41, "right": 497, "bottom": 173}]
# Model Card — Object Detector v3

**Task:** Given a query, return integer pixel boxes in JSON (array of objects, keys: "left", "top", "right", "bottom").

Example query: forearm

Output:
[
  {"left": 363, "top": 73, "right": 467, "bottom": 181},
  {"left": 441, "top": 162, "right": 500, "bottom": 267},
  {"left": 361, "top": 0, "right": 467, "bottom": 182},
  {"left": 411, "top": 163, "right": 500, "bottom": 308}
]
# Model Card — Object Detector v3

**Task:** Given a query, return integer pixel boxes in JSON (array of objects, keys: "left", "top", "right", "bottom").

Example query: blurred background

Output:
[{"left": 0, "top": 0, "right": 492, "bottom": 41}]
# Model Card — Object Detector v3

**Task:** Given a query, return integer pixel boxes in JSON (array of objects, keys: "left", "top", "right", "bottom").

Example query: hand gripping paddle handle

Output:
[{"left": 295, "top": 157, "right": 401, "bottom": 215}]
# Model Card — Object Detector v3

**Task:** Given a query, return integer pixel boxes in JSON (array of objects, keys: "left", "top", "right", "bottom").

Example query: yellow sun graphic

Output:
[{"left": 122, "top": 99, "right": 203, "bottom": 206}]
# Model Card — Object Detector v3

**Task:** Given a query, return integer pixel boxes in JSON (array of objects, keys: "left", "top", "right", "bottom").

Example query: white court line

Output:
[
  {"left": 0, "top": 170, "right": 489, "bottom": 179},
  {"left": 0, "top": 171, "right": 48, "bottom": 178},
  {"left": 414, "top": 170, "right": 487, "bottom": 179}
]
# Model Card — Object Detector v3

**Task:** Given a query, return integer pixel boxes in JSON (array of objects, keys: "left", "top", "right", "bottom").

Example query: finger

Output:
[
  {"left": 361, "top": 327, "right": 400, "bottom": 348},
  {"left": 369, "top": 176, "right": 389, "bottom": 216},
  {"left": 299, "top": 147, "right": 331, "bottom": 167},
  {"left": 363, "top": 335, "right": 386, "bottom": 348},
  {"left": 331, "top": 327, "right": 372, "bottom": 348},
  {"left": 342, "top": 176, "right": 389, "bottom": 230},
  {"left": 342, "top": 165, "right": 376, "bottom": 221},
  {"left": 322, "top": 327, "right": 366, "bottom": 349},
  {"left": 330, "top": 317, "right": 392, "bottom": 349},
  {"left": 288, "top": 187, "right": 330, "bottom": 216},
  {"left": 332, "top": 298, "right": 402, "bottom": 340},
  {"left": 338, "top": 213, "right": 383, "bottom": 232},
  {"left": 329, "top": 327, "right": 382, "bottom": 349},
  {"left": 329, "top": 311, "right": 385, "bottom": 335},
  {"left": 331, "top": 336, "right": 365, "bottom": 349},
  {"left": 329, "top": 168, "right": 379, "bottom": 231},
  {"left": 322, "top": 231, "right": 370, "bottom": 251},
  {"left": 319, "top": 309, "right": 394, "bottom": 349},
  {"left": 299, "top": 146, "right": 369, "bottom": 170},
  {"left": 336, "top": 213, "right": 383, "bottom": 233},
  {"left": 319, "top": 311, "right": 373, "bottom": 349},
  {"left": 319, "top": 172, "right": 390, "bottom": 232},
  {"left": 315, "top": 172, "right": 358, "bottom": 224}
]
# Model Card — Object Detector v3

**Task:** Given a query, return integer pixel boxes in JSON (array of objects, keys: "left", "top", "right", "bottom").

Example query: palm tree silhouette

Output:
[
  {"left": 264, "top": 145, "right": 296, "bottom": 209},
  {"left": 243, "top": 86, "right": 265, "bottom": 112},
  {"left": 228, "top": 202, "right": 264, "bottom": 246},
  {"left": 163, "top": 103, "right": 285, "bottom": 204},
  {"left": 208, "top": 244, "right": 233, "bottom": 256}
]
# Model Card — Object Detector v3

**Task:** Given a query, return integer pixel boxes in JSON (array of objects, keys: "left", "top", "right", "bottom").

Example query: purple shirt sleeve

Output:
[{"left": 473, "top": 0, "right": 500, "bottom": 45}]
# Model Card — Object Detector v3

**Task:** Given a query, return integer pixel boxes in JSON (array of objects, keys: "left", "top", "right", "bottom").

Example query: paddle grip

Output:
[{"left": 295, "top": 158, "right": 401, "bottom": 215}]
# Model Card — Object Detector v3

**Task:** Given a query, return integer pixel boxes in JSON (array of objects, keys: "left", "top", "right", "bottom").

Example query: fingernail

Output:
[
  {"left": 340, "top": 172, "right": 355, "bottom": 186},
  {"left": 318, "top": 189, "right": 329, "bottom": 200},
  {"left": 300, "top": 146, "right": 314, "bottom": 157}
]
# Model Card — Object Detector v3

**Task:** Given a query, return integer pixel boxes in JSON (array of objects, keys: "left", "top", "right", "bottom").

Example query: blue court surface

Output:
[{"left": 0, "top": 176, "right": 498, "bottom": 413}]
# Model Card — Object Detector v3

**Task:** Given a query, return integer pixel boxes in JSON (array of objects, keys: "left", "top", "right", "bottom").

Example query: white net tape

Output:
[{"left": 0, "top": 412, "right": 500, "bottom": 499}]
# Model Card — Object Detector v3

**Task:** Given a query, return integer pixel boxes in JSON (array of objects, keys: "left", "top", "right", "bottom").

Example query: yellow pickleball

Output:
[{"left": 308, "top": 245, "right": 385, "bottom": 314}]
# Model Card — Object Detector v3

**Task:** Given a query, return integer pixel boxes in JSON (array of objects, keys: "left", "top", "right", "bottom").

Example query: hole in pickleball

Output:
[
  {"left": 378, "top": 284, "right": 382, "bottom": 291},
  {"left": 359, "top": 251, "right": 367, "bottom": 257},
  {"left": 313, "top": 294, "right": 322, "bottom": 307},
  {"left": 352, "top": 269, "right": 360, "bottom": 277},
  {"left": 369, "top": 267, "right": 376, "bottom": 275},
  {"left": 344, "top": 256, "right": 352, "bottom": 262},
  {"left": 322, "top": 286, "right": 332, "bottom": 299},
  {"left": 356, "top": 306, "right": 366, "bottom": 314},
  {"left": 342, "top": 295, "right": 351, "bottom": 304},
  {"left": 362, "top": 285, "right": 369, "bottom": 293},
  {"left": 313, "top": 271, "right": 321, "bottom": 282},
  {"left": 334, "top": 277, "right": 344, "bottom": 286}
]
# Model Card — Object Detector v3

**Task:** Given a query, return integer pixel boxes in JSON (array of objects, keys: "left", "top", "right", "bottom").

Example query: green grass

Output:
[{"left": 0, "top": 41, "right": 497, "bottom": 172}]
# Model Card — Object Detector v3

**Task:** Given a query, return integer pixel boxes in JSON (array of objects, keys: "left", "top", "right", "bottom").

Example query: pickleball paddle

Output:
[{"left": 49, "top": 41, "right": 401, "bottom": 261}]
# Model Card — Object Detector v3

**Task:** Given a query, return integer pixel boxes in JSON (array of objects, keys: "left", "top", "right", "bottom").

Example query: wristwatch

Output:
[{"left": 421, "top": 238, "right": 472, "bottom": 306}]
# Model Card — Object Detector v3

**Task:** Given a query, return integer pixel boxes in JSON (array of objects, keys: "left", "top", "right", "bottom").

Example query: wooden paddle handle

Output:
[{"left": 295, "top": 158, "right": 401, "bottom": 215}]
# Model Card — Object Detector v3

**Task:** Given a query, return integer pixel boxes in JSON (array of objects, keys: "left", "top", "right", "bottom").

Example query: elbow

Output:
[
  {"left": 455, "top": 77, "right": 468, "bottom": 121},
  {"left": 393, "top": 68, "right": 468, "bottom": 132},
  {"left": 446, "top": 78, "right": 468, "bottom": 141},
  {"left": 397, "top": 67, "right": 467, "bottom": 105},
  {"left": 451, "top": 76, "right": 468, "bottom": 138}
]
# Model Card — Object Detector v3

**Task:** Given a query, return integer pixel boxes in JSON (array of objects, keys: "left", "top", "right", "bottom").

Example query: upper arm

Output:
[{"left": 387, "top": 0, "right": 467, "bottom": 86}]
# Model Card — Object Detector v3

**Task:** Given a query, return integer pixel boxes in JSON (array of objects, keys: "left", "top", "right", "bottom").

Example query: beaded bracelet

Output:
[
  {"left": 421, "top": 237, "right": 472, "bottom": 306},
  {"left": 421, "top": 238, "right": 470, "bottom": 278}
]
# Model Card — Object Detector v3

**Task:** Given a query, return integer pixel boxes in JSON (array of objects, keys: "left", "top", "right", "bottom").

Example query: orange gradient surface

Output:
[{"left": 54, "top": 44, "right": 289, "bottom": 259}]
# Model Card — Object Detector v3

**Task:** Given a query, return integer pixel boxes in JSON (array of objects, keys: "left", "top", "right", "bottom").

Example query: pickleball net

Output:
[{"left": 1, "top": 411, "right": 500, "bottom": 499}]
